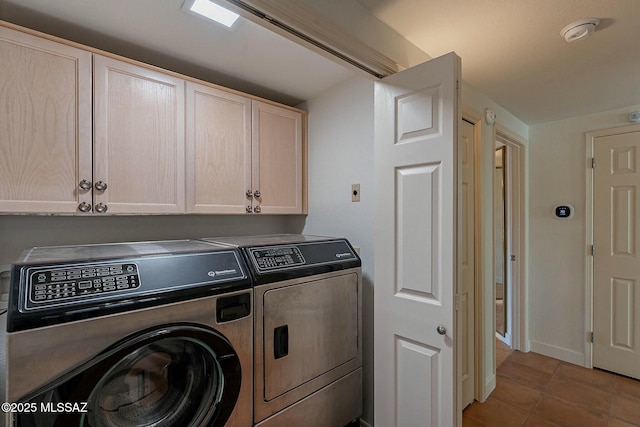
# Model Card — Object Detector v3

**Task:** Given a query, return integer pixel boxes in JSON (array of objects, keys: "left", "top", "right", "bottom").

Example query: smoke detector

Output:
[{"left": 561, "top": 18, "right": 600, "bottom": 43}]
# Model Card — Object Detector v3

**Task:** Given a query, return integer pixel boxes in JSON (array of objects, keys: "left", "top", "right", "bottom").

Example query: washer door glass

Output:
[
  {"left": 84, "top": 337, "right": 221, "bottom": 427},
  {"left": 14, "top": 324, "right": 241, "bottom": 427}
]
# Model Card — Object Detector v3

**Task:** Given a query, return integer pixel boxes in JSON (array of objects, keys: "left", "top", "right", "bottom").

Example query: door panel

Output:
[
  {"left": 593, "top": 129, "right": 640, "bottom": 380},
  {"left": 0, "top": 27, "right": 92, "bottom": 213},
  {"left": 186, "top": 82, "right": 251, "bottom": 213},
  {"left": 374, "top": 52, "right": 460, "bottom": 427},
  {"left": 262, "top": 274, "right": 358, "bottom": 400},
  {"left": 93, "top": 55, "right": 185, "bottom": 214},
  {"left": 252, "top": 101, "right": 303, "bottom": 214}
]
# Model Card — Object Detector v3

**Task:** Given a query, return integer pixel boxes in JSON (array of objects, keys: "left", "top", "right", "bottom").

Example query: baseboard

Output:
[
  {"left": 529, "top": 340, "right": 584, "bottom": 366},
  {"left": 360, "top": 419, "right": 373, "bottom": 427}
]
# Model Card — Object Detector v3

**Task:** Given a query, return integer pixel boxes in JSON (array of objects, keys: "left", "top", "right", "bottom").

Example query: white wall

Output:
[
  {"left": 287, "top": 75, "right": 375, "bottom": 424},
  {"left": 528, "top": 103, "right": 640, "bottom": 365},
  {"left": 0, "top": 215, "right": 287, "bottom": 268}
]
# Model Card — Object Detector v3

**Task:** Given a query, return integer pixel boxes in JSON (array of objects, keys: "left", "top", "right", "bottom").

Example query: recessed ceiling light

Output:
[
  {"left": 561, "top": 18, "right": 600, "bottom": 43},
  {"left": 187, "top": 0, "right": 240, "bottom": 28}
]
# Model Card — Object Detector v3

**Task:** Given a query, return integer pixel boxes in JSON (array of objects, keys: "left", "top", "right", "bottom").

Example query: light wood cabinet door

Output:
[
  {"left": 0, "top": 27, "right": 92, "bottom": 213},
  {"left": 252, "top": 101, "right": 303, "bottom": 214},
  {"left": 93, "top": 55, "right": 185, "bottom": 214},
  {"left": 186, "top": 82, "right": 252, "bottom": 214}
]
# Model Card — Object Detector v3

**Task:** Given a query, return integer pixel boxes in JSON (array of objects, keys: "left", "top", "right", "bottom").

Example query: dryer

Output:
[
  {"left": 5, "top": 240, "right": 253, "bottom": 427},
  {"left": 202, "top": 235, "right": 362, "bottom": 427}
]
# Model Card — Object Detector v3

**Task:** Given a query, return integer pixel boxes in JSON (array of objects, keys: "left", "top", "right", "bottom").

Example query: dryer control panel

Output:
[
  {"left": 251, "top": 247, "right": 306, "bottom": 270},
  {"left": 245, "top": 239, "right": 361, "bottom": 285}
]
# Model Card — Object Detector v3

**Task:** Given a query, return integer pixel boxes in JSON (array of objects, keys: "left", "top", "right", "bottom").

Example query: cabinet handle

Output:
[
  {"left": 254, "top": 206, "right": 261, "bottom": 214},
  {"left": 246, "top": 190, "right": 253, "bottom": 198},
  {"left": 94, "top": 181, "right": 108, "bottom": 191},
  {"left": 95, "top": 203, "right": 108, "bottom": 213},
  {"left": 246, "top": 205, "right": 253, "bottom": 213},
  {"left": 78, "top": 202, "right": 92, "bottom": 212},
  {"left": 254, "top": 190, "right": 261, "bottom": 198},
  {"left": 78, "top": 179, "right": 92, "bottom": 191}
]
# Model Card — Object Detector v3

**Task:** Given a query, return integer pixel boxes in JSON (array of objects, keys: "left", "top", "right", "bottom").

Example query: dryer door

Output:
[{"left": 14, "top": 324, "right": 241, "bottom": 427}]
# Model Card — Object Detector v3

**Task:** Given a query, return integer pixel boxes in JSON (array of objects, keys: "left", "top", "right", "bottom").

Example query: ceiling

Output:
[
  {"left": 1, "top": 0, "right": 639, "bottom": 125},
  {"left": 355, "top": 0, "right": 640, "bottom": 124},
  {"left": 0, "top": 0, "right": 357, "bottom": 107}
]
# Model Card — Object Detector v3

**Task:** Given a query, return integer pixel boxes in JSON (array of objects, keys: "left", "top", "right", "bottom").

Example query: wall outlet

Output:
[{"left": 352, "top": 184, "right": 360, "bottom": 202}]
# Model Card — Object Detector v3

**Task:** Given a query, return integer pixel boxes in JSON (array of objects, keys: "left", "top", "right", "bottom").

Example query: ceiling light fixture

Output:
[
  {"left": 188, "top": 0, "right": 240, "bottom": 28},
  {"left": 561, "top": 18, "right": 600, "bottom": 43}
]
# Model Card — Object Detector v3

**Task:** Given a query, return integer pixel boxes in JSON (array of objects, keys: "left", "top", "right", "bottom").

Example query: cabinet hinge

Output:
[
  {"left": 591, "top": 245, "right": 596, "bottom": 256},
  {"left": 591, "top": 157, "right": 596, "bottom": 168},
  {"left": 588, "top": 331, "right": 594, "bottom": 343}
]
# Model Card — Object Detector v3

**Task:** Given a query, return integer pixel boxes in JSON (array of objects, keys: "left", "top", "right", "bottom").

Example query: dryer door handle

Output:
[{"left": 274, "top": 325, "right": 289, "bottom": 359}]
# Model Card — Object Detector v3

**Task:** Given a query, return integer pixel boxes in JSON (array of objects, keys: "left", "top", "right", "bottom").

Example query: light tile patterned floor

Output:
[{"left": 463, "top": 342, "right": 640, "bottom": 427}]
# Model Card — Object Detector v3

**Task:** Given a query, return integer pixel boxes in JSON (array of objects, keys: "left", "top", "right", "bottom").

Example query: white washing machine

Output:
[
  {"left": 4, "top": 240, "right": 253, "bottom": 427},
  {"left": 202, "top": 235, "right": 362, "bottom": 427}
]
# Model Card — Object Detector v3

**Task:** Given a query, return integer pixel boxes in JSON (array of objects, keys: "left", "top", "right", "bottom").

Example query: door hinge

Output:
[
  {"left": 591, "top": 157, "right": 596, "bottom": 168},
  {"left": 588, "top": 331, "right": 594, "bottom": 343},
  {"left": 455, "top": 294, "right": 459, "bottom": 311},
  {"left": 591, "top": 245, "right": 596, "bottom": 256}
]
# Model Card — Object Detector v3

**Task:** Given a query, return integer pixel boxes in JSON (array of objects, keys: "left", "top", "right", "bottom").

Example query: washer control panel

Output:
[
  {"left": 28, "top": 263, "right": 140, "bottom": 305},
  {"left": 250, "top": 246, "right": 305, "bottom": 271}
]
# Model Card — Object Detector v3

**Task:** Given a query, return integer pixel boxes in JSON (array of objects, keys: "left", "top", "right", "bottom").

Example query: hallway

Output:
[{"left": 463, "top": 342, "right": 640, "bottom": 427}]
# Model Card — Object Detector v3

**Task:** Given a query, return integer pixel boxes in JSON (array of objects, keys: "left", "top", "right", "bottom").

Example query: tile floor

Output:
[{"left": 463, "top": 340, "right": 640, "bottom": 427}]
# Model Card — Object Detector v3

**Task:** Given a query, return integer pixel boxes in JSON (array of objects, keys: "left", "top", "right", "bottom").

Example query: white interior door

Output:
[
  {"left": 460, "top": 118, "right": 475, "bottom": 408},
  {"left": 593, "top": 128, "right": 640, "bottom": 380},
  {"left": 374, "top": 52, "right": 461, "bottom": 427}
]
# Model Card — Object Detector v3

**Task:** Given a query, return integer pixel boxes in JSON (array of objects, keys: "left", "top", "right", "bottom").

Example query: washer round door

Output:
[{"left": 14, "top": 324, "right": 242, "bottom": 427}]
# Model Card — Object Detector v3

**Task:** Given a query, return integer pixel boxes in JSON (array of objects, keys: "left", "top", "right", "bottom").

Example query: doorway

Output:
[{"left": 494, "top": 129, "right": 525, "bottom": 351}]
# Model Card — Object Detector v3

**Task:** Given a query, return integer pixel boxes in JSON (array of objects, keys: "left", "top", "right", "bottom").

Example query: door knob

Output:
[{"left": 437, "top": 325, "right": 447, "bottom": 335}]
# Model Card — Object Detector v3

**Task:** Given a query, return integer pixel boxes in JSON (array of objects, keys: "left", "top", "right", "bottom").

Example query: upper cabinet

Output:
[
  {"left": 0, "top": 27, "right": 92, "bottom": 213},
  {"left": 252, "top": 101, "right": 303, "bottom": 214},
  {"left": 93, "top": 55, "right": 185, "bottom": 214},
  {"left": 185, "top": 85, "right": 304, "bottom": 215},
  {"left": 0, "top": 24, "right": 306, "bottom": 216},
  {"left": 186, "top": 82, "right": 252, "bottom": 214}
]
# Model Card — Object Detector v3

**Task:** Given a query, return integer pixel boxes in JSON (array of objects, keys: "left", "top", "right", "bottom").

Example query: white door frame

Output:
[
  {"left": 495, "top": 126, "right": 527, "bottom": 353},
  {"left": 461, "top": 108, "right": 484, "bottom": 403},
  {"left": 584, "top": 123, "right": 640, "bottom": 368}
]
